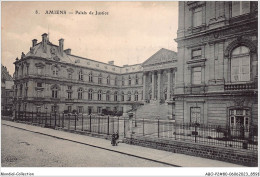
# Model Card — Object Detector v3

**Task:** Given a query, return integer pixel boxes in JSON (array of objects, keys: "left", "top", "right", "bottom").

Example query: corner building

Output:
[
  {"left": 13, "top": 33, "right": 177, "bottom": 118},
  {"left": 175, "top": 1, "right": 258, "bottom": 128}
]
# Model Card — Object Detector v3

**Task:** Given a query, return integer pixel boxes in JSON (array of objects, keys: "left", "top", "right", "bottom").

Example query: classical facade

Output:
[
  {"left": 175, "top": 1, "right": 258, "bottom": 127},
  {"left": 13, "top": 33, "right": 177, "bottom": 118},
  {"left": 1, "top": 65, "right": 14, "bottom": 115}
]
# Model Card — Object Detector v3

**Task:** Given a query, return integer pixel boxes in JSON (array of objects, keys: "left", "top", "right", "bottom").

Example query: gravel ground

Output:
[{"left": 1, "top": 124, "right": 169, "bottom": 167}]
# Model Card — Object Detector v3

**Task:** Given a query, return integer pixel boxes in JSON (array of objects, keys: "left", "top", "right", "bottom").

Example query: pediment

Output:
[{"left": 142, "top": 48, "right": 177, "bottom": 67}]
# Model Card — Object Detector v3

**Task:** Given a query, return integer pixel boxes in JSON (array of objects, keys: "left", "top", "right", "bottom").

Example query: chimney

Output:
[
  {"left": 32, "top": 39, "right": 37, "bottom": 47},
  {"left": 41, "top": 33, "right": 48, "bottom": 53},
  {"left": 108, "top": 61, "right": 114, "bottom": 65},
  {"left": 64, "top": 48, "right": 71, "bottom": 55},
  {"left": 59, "top": 38, "right": 64, "bottom": 56}
]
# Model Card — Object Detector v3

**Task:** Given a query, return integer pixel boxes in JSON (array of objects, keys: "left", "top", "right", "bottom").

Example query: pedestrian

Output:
[
  {"left": 111, "top": 132, "right": 116, "bottom": 146},
  {"left": 115, "top": 131, "right": 119, "bottom": 146}
]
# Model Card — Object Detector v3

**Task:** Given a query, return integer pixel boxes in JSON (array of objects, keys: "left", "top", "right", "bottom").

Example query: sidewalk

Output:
[{"left": 2, "top": 120, "right": 243, "bottom": 167}]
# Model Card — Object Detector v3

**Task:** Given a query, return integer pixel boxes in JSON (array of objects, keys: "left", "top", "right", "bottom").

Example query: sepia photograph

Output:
[{"left": 1, "top": 1, "right": 259, "bottom": 176}]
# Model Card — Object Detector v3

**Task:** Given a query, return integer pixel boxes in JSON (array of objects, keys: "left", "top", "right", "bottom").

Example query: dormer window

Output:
[
  {"left": 193, "top": 7, "right": 202, "bottom": 27},
  {"left": 232, "top": 1, "right": 250, "bottom": 17}
]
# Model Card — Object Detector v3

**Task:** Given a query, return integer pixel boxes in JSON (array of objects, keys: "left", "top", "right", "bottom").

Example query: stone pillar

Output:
[
  {"left": 152, "top": 71, "right": 155, "bottom": 99},
  {"left": 157, "top": 70, "right": 161, "bottom": 101},
  {"left": 167, "top": 70, "right": 171, "bottom": 101},
  {"left": 143, "top": 73, "right": 146, "bottom": 100}
]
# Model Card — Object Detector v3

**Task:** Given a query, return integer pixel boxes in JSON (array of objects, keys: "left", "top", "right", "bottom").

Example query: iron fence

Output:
[
  {"left": 14, "top": 111, "right": 126, "bottom": 139},
  {"left": 131, "top": 119, "right": 258, "bottom": 151}
]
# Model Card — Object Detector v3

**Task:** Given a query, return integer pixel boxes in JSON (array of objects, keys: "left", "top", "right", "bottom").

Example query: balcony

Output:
[{"left": 224, "top": 82, "right": 257, "bottom": 91}]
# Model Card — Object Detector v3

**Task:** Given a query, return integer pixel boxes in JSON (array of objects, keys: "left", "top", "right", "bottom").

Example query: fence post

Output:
[
  {"left": 123, "top": 117, "right": 126, "bottom": 138},
  {"left": 112, "top": 117, "right": 114, "bottom": 133},
  {"left": 68, "top": 114, "right": 70, "bottom": 130},
  {"left": 143, "top": 118, "right": 145, "bottom": 136},
  {"left": 50, "top": 113, "right": 52, "bottom": 127},
  {"left": 25, "top": 111, "right": 27, "bottom": 122},
  {"left": 62, "top": 113, "right": 64, "bottom": 128},
  {"left": 107, "top": 116, "right": 110, "bottom": 135},
  {"left": 158, "top": 119, "right": 160, "bottom": 138},
  {"left": 82, "top": 114, "right": 84, "bottom": 131},
  {"left": 98, "top": 116, "right": 100, "bottom": 134},
  {"left": 54, "top": 112, "right": 57, "bottom": 128},
  {"left": 45, "top": 112, "right": 47, "bottom": 126},
  {"left": 59, "top": 113, "right": 61, "bottom": 127},
  {"left": 89, "top": 115, "right": 92, "bottom": 132},
  {"left": 32, "top": 111, "right": 34, "bottom": 123},
  {"left": 74, "top": 114, "right": 77, "bottom": 130}
]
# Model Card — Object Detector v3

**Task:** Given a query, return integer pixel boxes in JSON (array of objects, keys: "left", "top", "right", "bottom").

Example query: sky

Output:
[{"left": 2, "top": 1, "right": 178, "bottom": 75}]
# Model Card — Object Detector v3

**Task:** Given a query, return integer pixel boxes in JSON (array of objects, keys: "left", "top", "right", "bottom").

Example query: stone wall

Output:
[{"left": 123, "top": 137, "right": 257, "bottom": 167}]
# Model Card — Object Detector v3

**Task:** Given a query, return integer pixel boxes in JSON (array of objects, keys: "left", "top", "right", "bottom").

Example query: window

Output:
[
  {"left": 37, "top": 83, "right": 42, "bottom": 88},
  {"left": 24, "top": 103, "right": 27, "bottom": 112},
  {"left": 192, "top": 67, "right": 202, "bottom": 85},
  {"left": 68, "top": 106, "right": 72, "bottom": 113},
  {"left": 122, "top": 78, "right": 125, "bottom": 86},
  {"left": 164, "top": 89, "right": 167, "bottom": 100},
  {"left": 25, "top": 83, "right": 28, "bottom": 97},
  {"left": 192, "top": 49, "right": 202, "bottom": 59},
  {"left": 231, "top": 46, "right": 250, "bottom": 82},
  {"left": 88, "top": 89, "right": 93, "bottom": 100},
  {"left": 78, "top": 106, "right": 83, "bottom": 114},
  {"left": 37, "top": 67, "right": 42, "bottom": 75},
  {"left": 21, "top": 65, "right": 24, "bottom": 76},
  {"left": 52, "top": 86, "right": 58, "bottom": 98},
  {"left": 114, "top": 91, "right": 118, "bottom": 101},
  {"left": 98, "top": 74, "right": 102, "bottom": 84},
  {"left": 68, "top": 72, "right": 72, "bottom": 79},
  {"left": 53, "top": 66, "right": 58, "bottom": 76},
  {"left": 19, "top": 84, "right": 23, "bottom": 97},
  {"left": 79, "top": 70, "right": 83, "bottom": 81},
  {"left": 127, "top": 91, "right": 131, "bottom": 101},
  {"left": 128, "top": 76, "right": 131, "bottom": 85},
  {"left": 68, "top": 86, "right": 72, "bottom": 90},
  {"left": 26, "top": 65, "right": 29, "bottom": 75},
  {"left": 107, "top": 75, "right": 110, "bottom": 85},
  {"left": 134, "top": 91, "right": 138, "bottom": 101},
  {"left": 190, "top": 107, "right": 201, "bottom": 124},
  {"left": 78, "top": 88, "right": 83, "bottom": 99},
  {"left": 89, "top": 72, "right": 93, "bottom": 82},
  {"left": 36, "top": 106, "right": 41, "bottom": 113},
  {"left": 67, "top": 92, "right": 72, "bottom": 99},
  {"left": 51, "top": 106, "right": 58, "bottom": 112},
  {"left": 232, "top": 1, "right": 250, "bottom": 17},
  {"left": 193, "top": 7, "right": 202, "bottom": 27},
  {"left": 106, "top": 91, "right": 110, "bottom": 101},
  {"left": 97, "top": 107, "right": 102, "bottom": 114},
  {"left": 98, "top": 90, "right": 102, "bottom": 101},
  {"left": 229, "top": 109, "right": 250, "bottom": 130},
  {"left": 121, "top": 92, "right": 124, "bottom": 101},
  {"left": 135, "top": 75, "right": 138, "bottom": 85},
  {"left": 115, "top": 77, "right": 118, "bottom": 86}
]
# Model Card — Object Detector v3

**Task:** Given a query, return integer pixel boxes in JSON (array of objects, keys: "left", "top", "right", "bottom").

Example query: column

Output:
[
  {"left": 157, "top": 70, "right": 161, "bottom": 100},
  {"left": 152, "top": 71, "right": 155, "bottom": 99},
  {"left": 143, "top": 73, "right": 146, "bottom": 100},
  {"left": 167, "top": 69, "right": 171, "bottom": 101}
]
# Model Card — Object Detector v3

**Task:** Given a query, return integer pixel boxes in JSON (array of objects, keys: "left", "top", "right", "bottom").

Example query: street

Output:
[{"left": 1, "top": 123, "right": 169, "bottom": 167}]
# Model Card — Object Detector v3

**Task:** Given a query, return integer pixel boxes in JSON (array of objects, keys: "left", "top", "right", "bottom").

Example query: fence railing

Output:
[
  {"left": 11, "top": 111, "right": 258, "bottom": 152},
  {"left": 14, "top": 111, "right": 127, "bottom": 139},
  {"left": 131, "top": 119, "right": 258, "bottom": 151}
]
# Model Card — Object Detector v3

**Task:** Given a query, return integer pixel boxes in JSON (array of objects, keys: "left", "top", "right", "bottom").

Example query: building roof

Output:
[{"left": 1, "top": 64, "right": 13, "bottom": 82}]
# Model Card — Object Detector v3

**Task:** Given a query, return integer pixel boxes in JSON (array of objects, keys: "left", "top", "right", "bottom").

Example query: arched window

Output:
[
  {"left": 127, "top": 91, "right": 131, "bottom": 101},
  {"left": 114, "top": 91, "right": 118, "bottom": 101},
  {"left": 78, "top": 88, "right": 83, "bottom": 99},
  {"left": 121, "top": 92, "right": 124, "bottom": 101},
  {"left": 107, "top": 75, "right": 110, "bottom": 85},
  {"left": 88, "top": 89, "right": 93, "bottom": 100},
  {"left": 106, "top": 91, "right": 110, "bottom": 101},
  {"left": 134, "top": 91, "right": 138, "bottom": 101},
  {"left": 98, "top": 73, "right": 102, "bottom": 84},
  {"left": 79, "top": 70, "right": 83, "bottom": 81},
  {"left": 52, "top": 86, "right": 59, "bottom": 98},
  {"left": 98, "top": 90, "right": 102, "bottom": 101},
  {"left": 231, "top": 46, "right": 250, "bottom": 82},
  {"left": 128, "top": 76, "right": 131, "bottom": 85},
  {"left": 89, "top": 72, "right": 93, "bottom": 82}
]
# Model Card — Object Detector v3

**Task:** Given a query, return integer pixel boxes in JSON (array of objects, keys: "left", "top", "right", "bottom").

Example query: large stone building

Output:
[
  {"left": 175, "top": 1, "right": 258, "bottom": 128},
  {"left": 13, "top": 33, "right": 177, "bottom": 118},
  {"left": 1, "top": 64, "right": 14, "bottom": 115}
]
